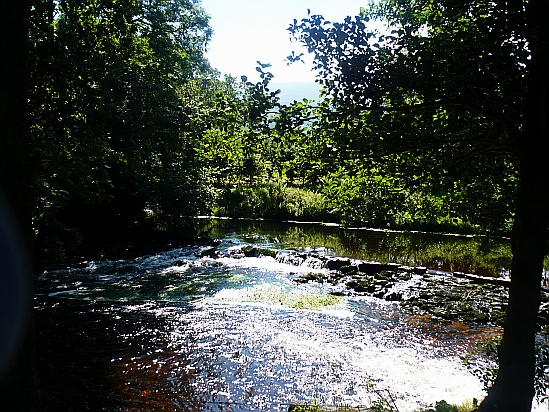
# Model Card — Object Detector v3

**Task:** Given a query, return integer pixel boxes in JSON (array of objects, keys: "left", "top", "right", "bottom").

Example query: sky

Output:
[{"left": 200, "top": 0, "right": 368, "bottom": 85}]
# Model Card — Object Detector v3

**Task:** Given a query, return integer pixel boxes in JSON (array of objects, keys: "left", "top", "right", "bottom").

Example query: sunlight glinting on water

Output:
[
  {"left": 36, "top": 232, "right": 512, "bottom": 411},
  {"left": 146, "top": 294, "right": 486, "bottom": 411},
  {"left": 153, "top": 248, "right": 487, "bottom": 411}
]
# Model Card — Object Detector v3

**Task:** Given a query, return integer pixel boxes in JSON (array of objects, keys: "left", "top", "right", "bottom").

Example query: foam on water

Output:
[
  {"left": 215, "top": 255, "right": 327, "bottom": 275},
  {"left": 150, "top": 294, "right": 486, "bottom": 411},
  {"left": 36, "top": 242, "right": 502, "bottom": 411}
]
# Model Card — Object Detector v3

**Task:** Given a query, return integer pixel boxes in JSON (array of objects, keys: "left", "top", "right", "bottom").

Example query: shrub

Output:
[
  {"left": 280, "top": 186, "right": 330, "bottom": 221},
  {"left": 215, "top": 182, "right": 335, "bottom": 222}
]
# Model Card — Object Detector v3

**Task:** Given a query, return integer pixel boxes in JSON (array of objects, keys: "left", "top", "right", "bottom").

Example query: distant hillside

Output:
[{"left": 270, "top": 81, "right": 323, "bottom": 105}]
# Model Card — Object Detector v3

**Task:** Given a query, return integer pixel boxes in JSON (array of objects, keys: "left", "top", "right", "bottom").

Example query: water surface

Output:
[{"left": 35, "top": 221, "right": 502, "bottom": 411}]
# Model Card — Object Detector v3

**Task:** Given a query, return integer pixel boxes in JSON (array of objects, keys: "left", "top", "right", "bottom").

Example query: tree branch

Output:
[{"left": 273, "top": 97, "right": 517, "bottom": 135}]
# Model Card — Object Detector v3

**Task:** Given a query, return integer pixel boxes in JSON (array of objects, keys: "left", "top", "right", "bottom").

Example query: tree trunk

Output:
[
  {"left": 0, "top": 0, "right": 38, "bottom": 410},
  {"left": 478, "top": 164, "right": 548, "bottom": 412},
  {"left": 478, "top": 2, "right": 549, "bottom": 410}
]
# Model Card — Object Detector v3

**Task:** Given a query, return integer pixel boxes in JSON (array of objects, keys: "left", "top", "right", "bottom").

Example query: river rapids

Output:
[{"left": 34, "top": 231, "right": 504, "bottom": 411}]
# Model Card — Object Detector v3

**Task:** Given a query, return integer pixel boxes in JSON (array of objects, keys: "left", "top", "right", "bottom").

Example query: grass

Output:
[
  {"left": 289, "top": 402, "right": 370, "bottom": 411},
  {"left": 287, "top": 389, "right": 479, "bottom": 412},
  {"left": 416, "top": 399, "right": 478, "bottom": 412},
  {"left": 213, "top": 283, "right": 343, "bottom": 311},
  {"left": 214, "top": 182, "right": 334, "bottom": 222}
]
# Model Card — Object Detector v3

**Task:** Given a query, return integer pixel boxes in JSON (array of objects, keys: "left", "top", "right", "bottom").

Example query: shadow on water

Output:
[
  {"left": 36, "top": 298, "right": 217, "bottom": 411},
  {"left": 34, "top": 248, "right": 233, "bottom": 410},
  {"left": 35, "top": 219, "right": 517, "bottom": 411}
]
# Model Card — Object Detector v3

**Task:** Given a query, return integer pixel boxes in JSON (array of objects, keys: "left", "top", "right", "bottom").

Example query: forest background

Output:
[
  {"left": 29, "top": 0, "right": 519, "bottom": 263},
  {"left": 7, "top": 1, "right": 547, "bottom": 411}
]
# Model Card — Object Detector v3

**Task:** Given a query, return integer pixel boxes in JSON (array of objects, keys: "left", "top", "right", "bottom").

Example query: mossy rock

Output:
[
  {"left": 294, "top": 272, "right": 326, "bottom": 284},
  {"left": 346, "top": 279, "right": 375, "bottom": 294},
  {"left": 338, "top": 264, "right": 357, "bottom": 275},
  {"left": 374, "top": 270, "right": 394, "bottom": 281},
  {"left": 258, "top": 247, "right": 279, "bottom": 258}
]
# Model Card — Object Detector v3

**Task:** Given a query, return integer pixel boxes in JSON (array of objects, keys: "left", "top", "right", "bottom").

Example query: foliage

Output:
[
  {"left": 214, "top": 182, "right": 334, "bottom": 222},
  {"left": 418, "top": 399, "right": 477, "bottom": 412},
  {"left": 289, "top": 401, "right": 358, "bottom": 412},
  {"left": 463, "top": 333, "right": 549, "bottom": 405},
  {"left": 284, "top": 1, "right": 522, "bottom": 233},
  {"left": 365, "top": 382, "right": 399, "bottom": 412},
  {"left": 290, "top": 403, "right": 323, "bottom": 412},
  {"left": 28, "top": 0, "right": 527, "bottom": 263},
  {"left": 27, "top": 0, "right": 532, "bottom": 264},
  {"left": 29, "top": 0, "right": 220, "bottom": 257}
]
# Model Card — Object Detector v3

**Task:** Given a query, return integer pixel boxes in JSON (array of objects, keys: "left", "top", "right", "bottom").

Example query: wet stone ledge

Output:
[
  {"left": 220, "top": 245, "right": 549, "bottom": 328},
  {"left": 280, "top": 250, "right": 512, "bottom": 326}
]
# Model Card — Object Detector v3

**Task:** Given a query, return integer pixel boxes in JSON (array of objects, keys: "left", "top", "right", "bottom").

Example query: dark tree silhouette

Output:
[
  {"left": 478, "top": 1, "right": 549, "bottom": 410},
  {"left": 0, "top": 0, "right": 38, "bottom": 409}
]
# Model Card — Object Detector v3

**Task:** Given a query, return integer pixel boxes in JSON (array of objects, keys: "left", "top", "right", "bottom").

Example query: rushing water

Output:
[{"left": 35, "top": 220, "right": 507, "bottom": 411}]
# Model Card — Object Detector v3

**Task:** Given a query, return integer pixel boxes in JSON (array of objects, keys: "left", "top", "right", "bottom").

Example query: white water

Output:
[
  {"left": 161, "top": 254, "right": 487, "bottom": 410},
  {"left": 38, "top": 241, "right": 499, "bottom": 411}
]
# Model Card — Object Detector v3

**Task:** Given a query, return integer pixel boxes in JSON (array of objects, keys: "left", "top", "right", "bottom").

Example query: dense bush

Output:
[{"left": 214, "top": 183, "right": 334, "bottom": 222}]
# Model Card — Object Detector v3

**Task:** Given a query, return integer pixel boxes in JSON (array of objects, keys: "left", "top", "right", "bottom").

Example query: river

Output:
[{"left": 35, "top": 219, "right": 517, "bottom": 411}]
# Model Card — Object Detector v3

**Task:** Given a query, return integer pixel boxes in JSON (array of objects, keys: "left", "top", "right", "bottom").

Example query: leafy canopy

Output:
[{"left": 283, "top": 0, "right": 526, "bottom": 231}]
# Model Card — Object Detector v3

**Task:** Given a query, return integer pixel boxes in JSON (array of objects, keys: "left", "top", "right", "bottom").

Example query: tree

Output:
[
  {"left": 29, "top": 0, "right": 216, "bottom": 257},
  {"left": 289, "top": 1, "right": 548, "bottom": 410},
  {"left": 0, "top": 0, "right": 38, "bottom": 409},
  {"left": 479, "top": 2, "right": 549, "bottom": 410},
  {"left": 191, "top": 65, "right": 284, "bottom": 190}
]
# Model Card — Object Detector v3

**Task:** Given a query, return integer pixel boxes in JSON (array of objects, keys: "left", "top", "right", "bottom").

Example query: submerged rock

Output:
[
  {"left": 197, "top": 246, "right": 222, "bottom": 258},
  {"left": 245, "top": 248, "right": 549, "bottom": 328},
  {"left": 279, "top": 250, "right": 513, "bottom": 326}
]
